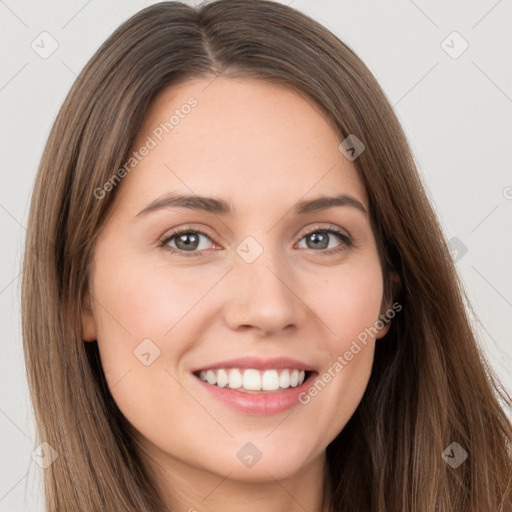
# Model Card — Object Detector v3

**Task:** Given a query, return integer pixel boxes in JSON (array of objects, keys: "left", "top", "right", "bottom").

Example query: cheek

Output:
[
  {"left": 297, "top": 259, "right": 383, "bottom": 440},
  {"left": 92, "top": 256, "right": 206, "bottom": 348},
  {"left": 311, "top": 259, "right": 384, "bottom": 344},
  {"left": 88, "top": 255, "right": 176, "bottom": 386},
  {"left": 89, "top": 258, "right": 200, "bottom": 433}
]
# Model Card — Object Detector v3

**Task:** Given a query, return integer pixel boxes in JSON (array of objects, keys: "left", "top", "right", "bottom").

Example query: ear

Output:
[
  {"left": 81, "top": 291, "right": 97, "bottom": 342},
  {"left": 376, "top": 271, "right": 401, "bottom": 340},
  {"left": 375, "top": 313, "right": 391, "bottom": 339}
]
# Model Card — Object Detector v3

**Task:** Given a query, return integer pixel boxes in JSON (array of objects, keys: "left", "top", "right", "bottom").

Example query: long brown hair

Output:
[{"left": 22, "top": 1, "right": 512, "bottom": 510}]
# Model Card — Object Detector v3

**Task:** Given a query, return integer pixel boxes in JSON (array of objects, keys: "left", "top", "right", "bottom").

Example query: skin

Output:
[{"left": 82, "top": 77, "right": 391, "bottom": 512}]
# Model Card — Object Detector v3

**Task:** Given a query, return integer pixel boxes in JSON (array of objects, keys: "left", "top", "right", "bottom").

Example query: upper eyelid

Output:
[{"left": 300, "top": 223, "right": 351, "bottom": 238}]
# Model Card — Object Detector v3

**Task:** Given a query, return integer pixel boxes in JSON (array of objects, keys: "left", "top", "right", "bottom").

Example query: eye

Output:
[
  {"left": 159, "top": 228, "right": 215, "bottom": 256},
  {"left": 296, "top": 225, "right": 352, "bottom": 255},
  {"left": 159, "top": 224, "right": 353, "bottom": 257}
]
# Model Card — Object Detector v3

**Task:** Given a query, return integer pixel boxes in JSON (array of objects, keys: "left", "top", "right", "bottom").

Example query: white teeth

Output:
[
  {"left": 227, "top": 369, "right": 243, "bottom": 389},
  {"left": 261, "top": 370, "right": 280, "bottom": 391},
  {"left": 206, "top": 370, "right": 217, "bottom": 385},
  {"left": 216, "top": 369, "right": 228, "bottom": 388},
  {"left": 279, "top": 369, "right": 290, "bottom": 388},
  {"left": 242, "top": 369, "right": 261, "bottom": 390},
  {"left": 197, "top": 368, "right": 308, "bottom": 391}
]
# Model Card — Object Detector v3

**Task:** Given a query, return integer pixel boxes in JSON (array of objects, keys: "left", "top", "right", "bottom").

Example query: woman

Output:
[{"left": 21, "top": 1, "right": 512, "bottom": 510}]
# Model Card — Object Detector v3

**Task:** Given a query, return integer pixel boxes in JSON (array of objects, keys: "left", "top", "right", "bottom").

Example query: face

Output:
[{"left": 82, "top": 77, "right": 389, "bottom": 489}]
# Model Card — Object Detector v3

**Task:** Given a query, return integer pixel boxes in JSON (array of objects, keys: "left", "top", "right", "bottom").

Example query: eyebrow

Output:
[{"left": 136, "top": 192, "right": 368, "bottom": 217}]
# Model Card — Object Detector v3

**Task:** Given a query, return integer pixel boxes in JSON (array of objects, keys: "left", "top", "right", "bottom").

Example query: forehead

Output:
[{"left": 115, "top": 77, "right": 368, "bottom": 215}]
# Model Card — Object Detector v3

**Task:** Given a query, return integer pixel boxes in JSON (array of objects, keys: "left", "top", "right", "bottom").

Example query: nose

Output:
[{"left": 222, "top": 246, "right": 307, "bottom": 336}]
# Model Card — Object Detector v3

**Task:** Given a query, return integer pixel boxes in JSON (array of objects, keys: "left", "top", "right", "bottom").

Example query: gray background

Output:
[{"left": 1, "top": 0, "right": 511, "bottom": 510}]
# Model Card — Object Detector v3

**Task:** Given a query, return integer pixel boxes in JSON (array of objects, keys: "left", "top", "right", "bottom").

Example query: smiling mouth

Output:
[{"left": 193, "top": 368, "right": 315, "bottom": 394}]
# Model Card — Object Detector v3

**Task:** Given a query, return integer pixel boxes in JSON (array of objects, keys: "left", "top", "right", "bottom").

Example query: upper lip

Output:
[{"left": 192, "top": 356, "right": 317, "bottom": 373}]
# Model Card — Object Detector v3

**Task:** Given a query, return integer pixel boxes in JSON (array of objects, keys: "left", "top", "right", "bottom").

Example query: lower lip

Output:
[{"left": 193, "top": 373, "right": 316, "bottom": 416}]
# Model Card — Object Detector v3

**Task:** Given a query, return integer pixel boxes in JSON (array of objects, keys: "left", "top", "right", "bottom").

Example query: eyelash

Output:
[{"left": 158, "top": 224, "right": 353, "bottom": 258}]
